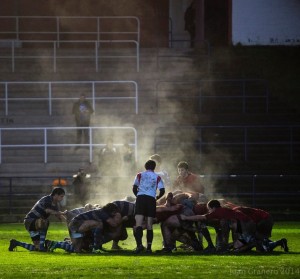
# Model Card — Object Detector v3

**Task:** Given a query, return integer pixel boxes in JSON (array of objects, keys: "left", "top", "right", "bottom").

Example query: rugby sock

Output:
[
  {"left": 16, "top": 241, "right": 36, "bottom": 251},
  {"left": 56, "top": 241, "right": 75, "bottom": 252},
  {"left": 146, "top": 229, "right": 153, "bottom": 250},
  {"left": 93, "top": 228, "right": 103, "bottom": 249},
  {"left": 135, "top": 226, "right": 143, "bottom": 247},
  {"left": 39, "top": 231, "right": 46, "bottom": 250}
]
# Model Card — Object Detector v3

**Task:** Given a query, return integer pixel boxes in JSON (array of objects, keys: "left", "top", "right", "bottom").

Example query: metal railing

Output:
[
  {"left": 0, "top": 39, "right": 140, "bottom": 72},
  {"left": 156, "top": 79, "right": 269, "bottom": 113},
  {"left": 0, "top": 126, "right": 138, "bottom": 164},
  {"left": 155, "top": 125, "right": 300, "bottom": 162},
  {"left": 0, "top": 174, "right": 299, "bottom": 217},
  {"left": 0, "top": 80, "right": 139, "bottom": 115},
  {"left": 0, "top": 16, "right": 140, "bottom": 44}
]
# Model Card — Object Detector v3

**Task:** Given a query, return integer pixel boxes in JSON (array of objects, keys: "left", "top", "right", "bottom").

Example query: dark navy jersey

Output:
[
  {"left": 71, "top": 208, "right": 110, "bottom": 223},
  {"left": 112, "top": 201, "right": 135, "bottom": 217},
  {"left": 24, "top": 195, "right": 58, "bottom": 220},
  {"left": 66, "top": 207, "right": 85, "bottom": 223}
]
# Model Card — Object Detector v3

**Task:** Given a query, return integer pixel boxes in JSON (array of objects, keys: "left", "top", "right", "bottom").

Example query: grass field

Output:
[{"left": 0, "top": 222, "right": 299, "bottom": 279}]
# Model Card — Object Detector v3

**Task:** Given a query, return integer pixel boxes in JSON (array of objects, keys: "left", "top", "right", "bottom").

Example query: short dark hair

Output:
[
  {"left": 102, "top": 203, "right": 120, "bottom": 215},
  {"left": 177, "top": 161, "right": 189, "bottom": 170},
  {"left": 145, "top": 159, "right": 156, "bottom": 170},
  {"left": 51, "top": 187, "right": 65, "bottom": 196},
  {"left": 207, "top": 199, "right": 221, "bottom": 209}
]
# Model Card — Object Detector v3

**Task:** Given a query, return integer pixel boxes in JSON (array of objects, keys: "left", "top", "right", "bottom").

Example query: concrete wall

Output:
[{"left": 232, "top": 0, "right": 300, "bottom": 45}]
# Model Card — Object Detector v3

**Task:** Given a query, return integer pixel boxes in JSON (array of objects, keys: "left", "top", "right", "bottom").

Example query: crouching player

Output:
[
  {"left": 46, "top": 203, "right": 99, "bottom": 252},
  {"left": 50, "top": 203, "right": 123, "bottom": 253},
  {"left": 231, "top": 206, "right": 289, "bottom": 253},
  {"left": 180, "top": 199, "right": 257, "bottom": 253},
  {"left": 9, "top": 187, "right": 66, "bottom": 252}
]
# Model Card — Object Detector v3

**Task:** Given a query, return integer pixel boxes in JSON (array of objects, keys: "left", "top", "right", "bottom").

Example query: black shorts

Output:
[{"left": 135, "top": 195, "right": 156, "bottom": 218}]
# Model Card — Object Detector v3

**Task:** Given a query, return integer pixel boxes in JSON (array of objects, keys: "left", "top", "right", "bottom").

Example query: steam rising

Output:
[{"left": 28, "top": 2, "right": 237, "bottom": 208}]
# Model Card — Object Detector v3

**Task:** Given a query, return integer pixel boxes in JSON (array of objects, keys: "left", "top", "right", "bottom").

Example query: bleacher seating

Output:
[{"left": 0, "top": 16, "right": 300, "bottom": 222}]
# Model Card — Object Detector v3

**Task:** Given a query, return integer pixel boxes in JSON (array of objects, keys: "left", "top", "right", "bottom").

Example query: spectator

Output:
[
  {"left": 72, "top": 94, "right": 94, "bottom": 148},
  {"left": 72, "top": 168, "right": 91, "bottom": 206},
  {"left": 120, "top": 143, "right": 136, "bottom": 176},
  {"left": 98, "top": 137, "right": 120, "bottom": 176},
  {"left": 184, "top": 0, "right": 196, "bottom": 47}
]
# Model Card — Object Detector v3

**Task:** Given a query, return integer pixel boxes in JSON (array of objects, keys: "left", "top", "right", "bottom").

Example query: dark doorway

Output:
[{"left": 204, "top": 0, "right": 231, "bottom": 46}]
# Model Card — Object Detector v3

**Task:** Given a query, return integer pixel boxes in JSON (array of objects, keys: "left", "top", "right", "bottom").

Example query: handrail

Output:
[
  {"left": 0, "top": 16, "right": 140, "bottom": 44},
  {"left": 0, "top": 40, "right": 140, "bottom": 72},
  {"left": 154, "top": 125, "right": 300, "bottom": 162},
  {"left": 1, "top": 174, "right": 299, "bottom": 214},
  {"left": 156, "top": 79, "right": 269, "bottom": 113},
  {"left": 0, "top": 126, "right": 138, "bottom": 164},
  {"left": 0, "top": 80, "right": 138, "bottom": 115}
]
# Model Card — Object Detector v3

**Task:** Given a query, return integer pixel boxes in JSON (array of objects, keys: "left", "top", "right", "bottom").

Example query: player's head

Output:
[
  {"left": 177, "top": 161, "right": 189, "bottom": 178},
  {"left": 102, "top": 202, "right": 120, "bottom": 216},
  {"left": 177, "top": 161, "right": 189, "bottom": 170},
  {"left": 207, "top": 199, "right": 221, "bottom": 212},
  {"left": 50, "top": 187, "right": 65, "bottom": 203},
  {"left": 149, "top": 154, "right": 162, "bottom": 165},
  {"left": 145, "top": 159, "right": 156, "bottom": 171},
  {"left": 51, "top": 187, "right": 65, "bottom": 196}
]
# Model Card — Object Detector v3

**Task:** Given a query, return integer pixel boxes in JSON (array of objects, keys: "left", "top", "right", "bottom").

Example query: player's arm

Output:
[
  {"left": 180, "top": 214, "right": 206, "bottom": 221},
  {"left": 156, "top": 188, "right": 165, "bottom": 200},
  {"left": 45, "top": 208, "right": 66, "bottom": 216},
  {"left": 132, "top": 184, "right": 138, "bottom": 197}
]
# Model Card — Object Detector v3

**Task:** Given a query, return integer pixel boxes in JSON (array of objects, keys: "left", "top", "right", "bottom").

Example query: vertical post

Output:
[
  {"left": 9, "top": 177, "right": 13, "bottom": 214},
  {"left": 89, "top": 127, "right": 93, "bottom": 163},
  {"left": 290, "top": 126, "right": 293, "bottom": 162},
  {"left": 242, "top": 80, "right": 246, "bottom": 113},
  {"left": 0, "top": 129, "right": 2, "bottom": 164},
  {"left": 53, "top": 42, "right": 56, "bottom": 73},
  {"left": 48, "top": 82, "right": 52, "bottom": 116},
  {"left": 5, "top": 83, "right": 8, "bottom": 116},
  {"left": 136, "top": 41, "right": 140, "bottom": 72},
  {"left": 244, "top": 127, "right": 248, "bottom": 161},
  {"left": 16, "top": 16, "right": 19, "bottom": 41},
  {"left": 11, "top": 41, "right": 15, "bottom": 72},
  {"left": 95, "top": 42, "right": 98, "bottom": 72},
  {"left": 56, "top": 17, "right": 60, "bottom": 48},
  {"left": 44, "top": 128, "right": 48, "bottom": 163},
  {"left": 252, "top": 175, "right": 256, "bottom": 207}
]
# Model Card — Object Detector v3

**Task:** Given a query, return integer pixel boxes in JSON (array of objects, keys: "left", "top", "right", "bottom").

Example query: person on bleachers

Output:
[{"left": 72, "top": 94, "right": 94, "bottom": 149}]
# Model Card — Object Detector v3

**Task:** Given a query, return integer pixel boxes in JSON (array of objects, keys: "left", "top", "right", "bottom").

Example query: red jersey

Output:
[
  {"left": 173, "top": 172, "right": 204, "bottom": 193},
  {"left": 233, "top": 206, "right": 270, "bottom": 223},
  {"left": 155, "top": 205, "right": 183, "bottom": 223},
  {"left": 205, "top": 207, "right": 251, "bottom": 222},
  {"left": 193, "top": 203, "right": 208, "bottom": 215}
]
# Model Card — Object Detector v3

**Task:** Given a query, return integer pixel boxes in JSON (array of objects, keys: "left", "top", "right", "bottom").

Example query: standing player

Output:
[
  {"left": 132, "top": 159, "right": 165, "bottom": 253},
  {"left": 173, "top": 161, "right": 204, "bottom": 194},
  {"left": 8, "top": 187, "right": 66, "bottom": 252}
]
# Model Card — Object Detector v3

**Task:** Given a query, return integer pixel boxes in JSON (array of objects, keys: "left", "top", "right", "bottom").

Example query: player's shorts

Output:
[
  {"left": 135, "top": 195, "right": 156, "bottom": 217},
  {"left": 24, "top": 218, "right": 49, "bottom": 232}
]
